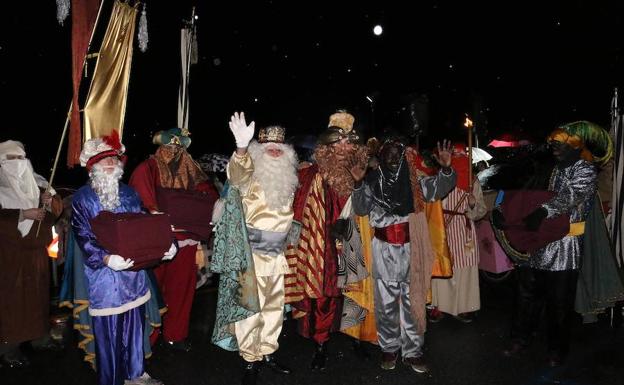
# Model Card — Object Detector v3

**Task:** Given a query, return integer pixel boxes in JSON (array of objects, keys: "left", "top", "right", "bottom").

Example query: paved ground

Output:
[{"left": 2, "top": 272, "right": 623, "bottom": 385}]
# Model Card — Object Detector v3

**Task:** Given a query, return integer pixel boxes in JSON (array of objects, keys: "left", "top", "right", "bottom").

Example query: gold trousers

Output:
[{"left": 234, "top": 274, "right": 285, "bottom": 362}]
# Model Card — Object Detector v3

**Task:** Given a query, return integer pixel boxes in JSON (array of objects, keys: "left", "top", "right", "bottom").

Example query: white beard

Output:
[
  {"left": 89, "top": 163, "right": 124, "bottom": 211},
  {"left": 248, "top": 141, "right": 299, "bottom": 210}
]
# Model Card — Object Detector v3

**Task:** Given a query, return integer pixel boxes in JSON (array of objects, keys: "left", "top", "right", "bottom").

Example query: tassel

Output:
[
  {"left": 56, "top": 0, "right": 70, "bottom": 26},
  {"left": 138, "top": 3, "right": 149, "bottom": 52}
]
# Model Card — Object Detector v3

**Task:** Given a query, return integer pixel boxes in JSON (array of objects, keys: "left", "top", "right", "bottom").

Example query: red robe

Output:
[
  {"left": 129, "top": 158, "right": 218, "bottom": 343},
  {"left": 285, "top": 164, "right": 347, "bottom": 344}
]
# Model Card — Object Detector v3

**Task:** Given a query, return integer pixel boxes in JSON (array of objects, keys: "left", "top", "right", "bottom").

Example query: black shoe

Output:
[
  {"left": 165, "top": 339, "right": 192, "bottom": 352},
  {"left": 263, "top": 354, "right": 291, "bottom": 374},
  {"left": 242, "top": 361, "right": 261, "bottom": 385},
  {"left": 310, "top": 343, "right": 327, "bottom": 370}
]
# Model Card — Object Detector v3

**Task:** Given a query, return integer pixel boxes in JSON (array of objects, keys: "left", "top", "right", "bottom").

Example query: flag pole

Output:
[
  {"left": 36, "top": 0, "right": 106, "bottom": 237},
  {"left": 465, "top": 115, "right": 474, "bottom": 191}
]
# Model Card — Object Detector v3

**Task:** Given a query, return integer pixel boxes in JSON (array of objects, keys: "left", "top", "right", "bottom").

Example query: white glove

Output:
[
  {"left": 162, "top": 242, "right": 177, "bottom": 261},
  {"left": 106, "top": 255, "right": 135, "bottom": 271},
  {"left": 229, "top": 111, "right": 255, "bottom": 148}
]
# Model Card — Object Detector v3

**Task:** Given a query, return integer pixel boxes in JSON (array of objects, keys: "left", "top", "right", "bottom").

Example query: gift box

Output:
[
  {"left": 491, "top": 190, "right": 570, "bottom": 263},
  {"left": 90, "top": 211, "right": 173, "bottom": 271},
  {"left": 156, "top": 187, "right": 214, "bottom": 240}
]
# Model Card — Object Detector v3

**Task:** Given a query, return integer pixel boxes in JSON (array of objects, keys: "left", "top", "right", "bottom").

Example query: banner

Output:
[
  {"left": 67, "top": 0, "right": 101, "bottom": 167},
  {"left": 83, "top": 1, "right": 138, "bottom": 142},
  {"left": 177, "top": 25, "right": 197, "bottom": 131}
]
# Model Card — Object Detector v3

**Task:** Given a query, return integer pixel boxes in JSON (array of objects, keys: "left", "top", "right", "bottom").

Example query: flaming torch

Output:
[{"left": 464, "top": 115, "right": 474, "bottom": 190}]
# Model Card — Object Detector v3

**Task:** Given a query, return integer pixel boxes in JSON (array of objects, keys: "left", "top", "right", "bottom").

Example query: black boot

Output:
[
  {"left": 242, "top": 361, "right": 261, "bottom": 385},
  {"left": 310, "top": 342, "right": 327, "bottom": 370},
  {"left": 262, "top": 354, "right": 291, "bottom": 374}
]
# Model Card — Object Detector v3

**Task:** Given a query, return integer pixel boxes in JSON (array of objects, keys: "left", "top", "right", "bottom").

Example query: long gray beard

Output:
[{"left": 89, "top": 164, "right": 124, "bottom": 211}]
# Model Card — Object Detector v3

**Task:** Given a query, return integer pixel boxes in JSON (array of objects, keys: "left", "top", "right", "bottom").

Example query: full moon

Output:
[{"left": 373, "top": 25, "right": 383, "bottom": 36}]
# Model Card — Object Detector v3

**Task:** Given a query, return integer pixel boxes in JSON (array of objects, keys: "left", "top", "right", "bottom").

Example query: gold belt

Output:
[{"left": 567, "top": 221, "right": 585, "bottom": 236}]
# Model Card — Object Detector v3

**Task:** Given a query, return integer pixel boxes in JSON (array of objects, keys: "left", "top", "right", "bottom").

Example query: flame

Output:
[{"left": 464, "top": 116, "right": 473, "bottom": 129}]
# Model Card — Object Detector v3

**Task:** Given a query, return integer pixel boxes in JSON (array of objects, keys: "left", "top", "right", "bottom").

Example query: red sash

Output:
[{"left": 374, "top": 222, "right": 410, "bottom": 245}]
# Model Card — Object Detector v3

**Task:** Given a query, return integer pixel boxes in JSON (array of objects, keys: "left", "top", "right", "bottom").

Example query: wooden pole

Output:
[
  {"left": 36, "top": 0, "right": 106, "bottom": 237},
  {"left": 465, "top": 115, "right": 474, "bottom": 191}
]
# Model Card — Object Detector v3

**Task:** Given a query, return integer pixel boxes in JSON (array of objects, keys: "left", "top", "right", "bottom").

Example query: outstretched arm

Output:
[{"left": 346, "top": 152, "right": 374, "bottom": 215}]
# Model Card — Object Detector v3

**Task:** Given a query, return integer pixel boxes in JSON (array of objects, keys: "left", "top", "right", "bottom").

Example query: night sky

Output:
[{"left": 1, "top": 0, "right": 622, "bottom": 186}]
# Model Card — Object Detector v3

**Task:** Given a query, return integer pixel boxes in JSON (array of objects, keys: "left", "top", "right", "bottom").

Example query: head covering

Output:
[
  {"left": 366, "top": 138, "right": 414, "bottom": 216},
  {"left": 152, "top": 145, "right": 207, "bottom": 190},
  {"left": 0, "top": 140, "right": 41, "bottom": 237},
  {"left": 257, "top": 126, "right": 286, "bottom": 144},
  {"left": 153, "top": 127, "right": 192, "bottom": 148},
  {"left": 547, "top": 121, "right": 613, "bottom": 166},
  {"left": 318, "top": 110, "right": 361, "bottom": 145},
  {"left": 0, "top": 140, "right": 26, "bottom": 159},
  {"left": 80, "top": 130, "right": 126, "bottom": 170}
]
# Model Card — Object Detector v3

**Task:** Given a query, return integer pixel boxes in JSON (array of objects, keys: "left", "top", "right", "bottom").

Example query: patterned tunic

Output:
[
  {"left": 530, "top": 160, "right": 597, "bottom": 271},
  {"left": 442, "top": 180, "right": 487, "bottom": 268}
]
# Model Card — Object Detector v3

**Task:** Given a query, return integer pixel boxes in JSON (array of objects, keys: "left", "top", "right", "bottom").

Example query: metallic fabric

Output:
[
  {"left": 71, "top": 184, "right": 150, "bottom": 315},
  {"left": 234, "top": 275, "right": 285, "bottom": 362},
  {"left": 227, "top": 152, "right": 294, "bottom": 233},
  {"left": 93, "top": 305, "right": 145, "bottom": 385},
  {"left": 531, "top": 160, "right": 597, "bottom": 271},
  {"left": 83, "top": 1, "right": 138, "bottom": 141},
  {"left": 373, "top": 279, "right": 424, "bottom": 358},
  {"left": 247, "top": 227, "right": 289, "bottom": 256}
]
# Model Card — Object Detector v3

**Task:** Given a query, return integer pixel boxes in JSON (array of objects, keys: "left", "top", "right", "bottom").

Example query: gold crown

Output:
[
  {"left": 328, "top": 111, "right": 355, "bottom": 132},
  {"left": 258, "top": 126, "right": 286, "bottom": 143}
]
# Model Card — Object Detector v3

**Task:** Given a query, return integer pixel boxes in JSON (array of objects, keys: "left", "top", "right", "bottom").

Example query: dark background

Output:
[{"left": 1, "top": 0, "right": 622, "bottom": 186}]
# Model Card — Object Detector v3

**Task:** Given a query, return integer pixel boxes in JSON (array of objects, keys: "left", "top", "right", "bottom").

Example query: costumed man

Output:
[
  {"left": 72, "top": 134, "right": 175, "bottom": 385},
  {"left": 213, "top": 112, "right": 299, "bottom": 385},
  {"left": 0, "top": 140, "right": 63, "bottom": 368},
  {"left": 499, "top": 121, "right": 616, "bottom": 367},
  {"left": 284, "top": 110, "right": 374, "bottom": 370},
  {"left": 430, "top": 143, "right": 487, "bottom": 322},
  {"left": 129, "top": 128, "right": 219, "bottom": 351},
  {"left": 348, "top": 136, "right": 456, "bottom": 374}
]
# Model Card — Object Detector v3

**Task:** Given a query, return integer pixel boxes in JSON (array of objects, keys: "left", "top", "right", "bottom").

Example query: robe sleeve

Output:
[
  {"left": 226, "top": 151, "right": 254, "bottom": 195},
  {"left": 542, "top": 162, "right": 597, "bottom": 219},
  {"left": 420, "top": 168, "right": 457, "bottom": 202},
  {"left": 465, "top": 179, "right": 487, "bottom": 221},
  {"left": 352, "top": 182, "right": 374, "bottom": 216},
  {"left": 71, "top": 196, "right": 109, "bottom": 270}
]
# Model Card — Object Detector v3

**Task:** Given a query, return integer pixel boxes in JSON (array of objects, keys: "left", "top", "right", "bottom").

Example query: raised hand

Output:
[
  {"left": 432, "top": 139, "right": 453, "bottom": 168},
  {"left": 345, "top": 152, "right": 367, "bottom": 184},
  {"left": 228, "top": 112, "right": 255, "bottom": 149}
]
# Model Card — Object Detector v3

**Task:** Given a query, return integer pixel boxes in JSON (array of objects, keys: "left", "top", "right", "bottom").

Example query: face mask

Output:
[{"left": 1, "top": 159, "right": 28, "bottom": 178}]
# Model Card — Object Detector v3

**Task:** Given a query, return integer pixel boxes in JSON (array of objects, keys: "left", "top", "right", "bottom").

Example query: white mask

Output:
[{"left": 0, "top": 159, "right": 28, "bottom": 178}]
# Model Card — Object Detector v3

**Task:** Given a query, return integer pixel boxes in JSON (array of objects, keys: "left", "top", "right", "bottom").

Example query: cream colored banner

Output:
[{"left": 83, "top": 1, "right": 137, "bottom": 141}]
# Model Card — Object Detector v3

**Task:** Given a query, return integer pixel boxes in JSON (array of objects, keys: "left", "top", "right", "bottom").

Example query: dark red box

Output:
[
  {"left": 155, "top": 187, "right": 214, "bottom": 240},
  {"left": 90, "top": 211, "right": 173, "bottom": 271},
  {"left": 497, "top": 190, "right": 570, "bottom": 253}
]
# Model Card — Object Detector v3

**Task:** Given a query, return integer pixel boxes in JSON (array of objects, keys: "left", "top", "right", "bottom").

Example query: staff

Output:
[{"left": 464, "top": 115, "right": 474, "bottom": 190}]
